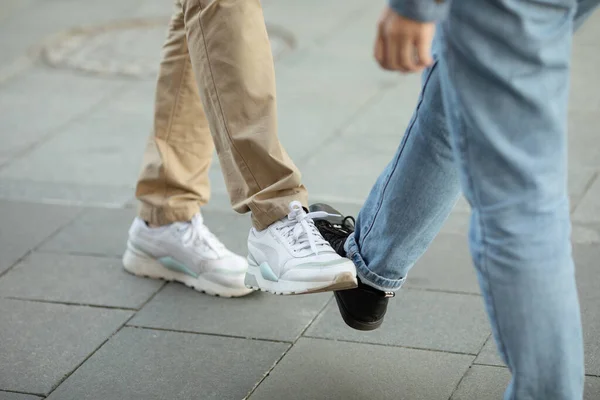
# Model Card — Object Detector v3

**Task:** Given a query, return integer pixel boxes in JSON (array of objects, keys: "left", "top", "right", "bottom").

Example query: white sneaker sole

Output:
[
  {"left": 122, "top": 242, "right": 253, "bottom": 298},
  {"left": 244, "top": 259, "right": 358, "bottom": 295}
]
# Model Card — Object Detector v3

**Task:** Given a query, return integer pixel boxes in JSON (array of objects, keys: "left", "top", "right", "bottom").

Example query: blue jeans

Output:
[{"left": 345, "top": 0, "right": 598, "bottom": 398}]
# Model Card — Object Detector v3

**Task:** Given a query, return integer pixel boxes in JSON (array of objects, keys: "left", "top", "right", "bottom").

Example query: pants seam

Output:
[
  {"left": 454, "top": 87, "right": 515, "bottom": 396},
  {"left": 194, "top": 1, "right": 266, "bottom": 201},
  {"left": 158, "top": 31, "right": 191, "bottom": 223},
  {"left": 360, "top": 62, "right": 439, "bottom": 244}
]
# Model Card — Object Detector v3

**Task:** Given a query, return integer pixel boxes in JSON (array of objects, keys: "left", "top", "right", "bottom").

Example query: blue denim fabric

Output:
[{"left": 346, "top": 1, "right": 597, "bottom": 398}]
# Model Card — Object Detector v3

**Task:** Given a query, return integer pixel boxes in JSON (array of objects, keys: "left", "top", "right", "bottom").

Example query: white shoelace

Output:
[
  {"left": 181, "top": 214, "right": 227, "bottom": 256},
  {"left": 278, "top": 201, "right": 338, "bottom": 255}
]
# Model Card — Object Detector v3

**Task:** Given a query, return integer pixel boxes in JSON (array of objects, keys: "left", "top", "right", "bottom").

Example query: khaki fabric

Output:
[{"left": 136, "top": 0, "right": 307, "bottom": 230}]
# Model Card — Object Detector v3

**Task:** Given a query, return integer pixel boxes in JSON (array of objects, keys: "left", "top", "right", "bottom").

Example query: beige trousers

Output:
[{"left": 135, "top": 0, "right": 307, "bottom": 230}]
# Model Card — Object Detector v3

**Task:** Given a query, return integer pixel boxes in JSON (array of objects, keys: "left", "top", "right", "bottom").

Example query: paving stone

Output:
[
  {"left": 0, "top": 299, "right": 132, "bottom": 395},
  {"left": 0, "top": 391, "right": 42, "bottom": 400},
  {"left": 40, "top": 207, "right": 136, "bottom": 257},
  {"left": 130, "top": 283, "right": 331, "bottom": 342},
  {"left": 300, "top": 130, "right": 404, "bottom": 202},
  {"left": 451, "top": 366, "right": 600, "bottom": 400},
  {"left": 0, "top": 68, "right": 125, "bottom": 158},
  {"left": 0, "top": 92, "right": 147, "bottom": 188},
  {"left": 0, "top": 179, "right": 133, "bottom": 209},
  {"left": 249, "top": 337, "right": 473, "bottom": 400},
  {"left": 263, "top": 0, "right": 372, "bottom": 51},
  {"left": 474, "top": 336, "right": 504, "bottom": 367},
  {"left": 47, "top": 327, "right": 289, "bottom": 400},
  {"left": 573, "top": 175, "right": 600, "bottom": 223},
  {"left": 0, "top": 252, "right": 162, "bottom": 309},
  {"left": 305, "top": 289, "right": 490, "bottom": 354},
  {"left": 573, "top": 243, "right": 600, "bottom": 376},
  {"left": 0, "top": 200, "right": 79, "bottom": 275},
  {"left": 451, "top": 365, "right": 510, "bottom": 400},
  {"left": 41, "top": 207, "right": 251, "bottom": 258},
  {"left": 586, "top": 376, "right": 600, "bottom": 400},
  {"left": 405, "top": 233, "right": 480, "bottom": 294}
]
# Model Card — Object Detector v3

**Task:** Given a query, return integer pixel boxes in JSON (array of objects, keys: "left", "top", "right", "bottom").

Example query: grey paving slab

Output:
[
  {"left": 130, "top": 283, "right": 331, "bottom": 342},
  {"left": 0, "top": 179, "right": 133, "bottom": 208},
  {"left": 573, "top": 175, "right": 600, "bottom": 223},
  {"left": 0, "top": 298, "right": 132, "bottom": 395},
  {"left": 0, "top": 68, "right": 125, "bottom": 159},
  {"left": 586, "top": 376, "right": 600, "bottom": 400},
  {"left": 572, "top": 223, "right": 600, "bottom": 245},
  {"left": 306, "top": 289, "right": 490, "bottom": 354},
  {"left": 300, "top": 130, "right": 403, "bottom": 202},
  {"left": 341, "top": 76, "right": 422, "bottom": 138},
  {"left": 0, "top": 252, "right": 162, "bottom": 309},
  {"left": 573, "top": 243, "right": 600, "bottom": 376},
  {"left": 0, "top": 200, "right": 79, "bottom": 275},
  {"left": 451, "top": 365, "right": 510, "bottom": 400},
  {"left": 0, "top": 85, "right": 148, "bottom": 187},
  {"left": 41, "top": 206, "right": 252, "bottom": 258},
  {"left": 0, "top": 0, "right": 142, "bottom": 73},
  {"left": 249, "top": 337, "right": 473, "bottom": 400},
  {"left": 406, "top": 233, "right": 480, "bottom": 294},
  {"left": 263, "top": 0, "right": 372, "bottom": 51},
  {"left": 474, "top": 336, "right": 504, "bottom": 367},
  {"left": 0, "top": 392, "right": 42, "bottom": 400},
  {"left": 451, "top": 366, "right": 600, "bottom": 400},
  {"left": 40, "top": 207, "right": 136, "bottom": 257},
  {"left": 47, "top": 327, "right": 289, "bottom": 400}
]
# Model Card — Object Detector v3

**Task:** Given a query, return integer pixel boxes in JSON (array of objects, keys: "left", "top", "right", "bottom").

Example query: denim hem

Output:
[{"left": 345, "top": 233, "right": 406, "bottom": 292}]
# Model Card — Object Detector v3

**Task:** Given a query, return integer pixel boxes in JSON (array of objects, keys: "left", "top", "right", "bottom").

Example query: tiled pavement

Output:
[{"left": 1, "top": 0, "right": 599, "bottom": 399}]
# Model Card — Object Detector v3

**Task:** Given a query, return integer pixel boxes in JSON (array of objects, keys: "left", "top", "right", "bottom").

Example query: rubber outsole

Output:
[
  {"left": 123, "top": 246, "right": 253, "bottom": 298},
  {"left": 244, "top": 271, "right": 358, "bottom": 296}
]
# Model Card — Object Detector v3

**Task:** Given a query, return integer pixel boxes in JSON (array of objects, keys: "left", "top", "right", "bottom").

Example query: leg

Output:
[
  {"left": 440, "top": 0, "right": 592, "bottom": 396},
  {"left": 180, "top": 0, "right": 307, "bottom": 230},
  {"left": 136, "top": 0, "right": 214, "bottom": 226},
  {"left": 125, "top": 1, "right": 252, "bottom": 298},
  {"left": 177, "top": 0, "right": 356, "bottom": 295},
  {"left": 345, "top": 32, "right": 462, "bottom": 291}
]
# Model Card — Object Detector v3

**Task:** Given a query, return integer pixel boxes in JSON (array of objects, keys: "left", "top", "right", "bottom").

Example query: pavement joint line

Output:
[
  {"left": 572, "top": 170, "right": 599, "bottom": 215},
  {"left": 404, "top": 286, "right": 482, "bottom": 297},
  {"left": 242, "top": 295, "right": 336, "bottom": 399},
  {"left": 124, "top": 324, "right": 295, "bottom": 345},
  {"left": 0, "top": 206, "right": 85, "bottom": 280},
  {"left": 44, "top": 280, "right": 168, "bottom": 398},
  {"left": 447, "top": 333, "right": 494, "bottom": 399},
  {"left": 34, "top": 249, "right": 123, "bottom": 260},
  {"left": 297, "top": 81, "right": 403, "bottom": 166},
  {"left": 3, "top": 296, "right": 140, "bottom": 312},
  {"left": 301, "top": 334, "right": 481, "bottom": 358},
  {"left": 312, "top": 2, "right": 373, "bottom": 46},
  {"left": 0, "top": 388, "right": 44, "bottom": 398},
  {"left": 0, "top": 81, "right": 130, "bottom": 175}
]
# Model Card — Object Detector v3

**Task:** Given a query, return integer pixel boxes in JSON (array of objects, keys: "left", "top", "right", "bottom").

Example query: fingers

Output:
[
  {"left": 373, "top": 9, "right": 436, "bottom": 74},
  {"left": 374, "top": 25, "right": 387, "bottom": 69},
  {"left": 415, "top": 31, "right": 434, "bottom": 69}
]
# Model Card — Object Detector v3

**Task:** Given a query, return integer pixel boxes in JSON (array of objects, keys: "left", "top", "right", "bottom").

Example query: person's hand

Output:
[{"left": 374, "top": 6, "right": 436, "bottom": 73}]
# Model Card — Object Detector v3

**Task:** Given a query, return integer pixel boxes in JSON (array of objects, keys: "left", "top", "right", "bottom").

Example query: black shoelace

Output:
[{"left": 314, "top": 216, "right": 355, "bottom": 256}]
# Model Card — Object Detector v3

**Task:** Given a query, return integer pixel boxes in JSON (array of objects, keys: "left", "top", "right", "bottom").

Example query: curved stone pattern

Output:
[{"left": 41, "top": 18, "right": 294, "bottom": 79}]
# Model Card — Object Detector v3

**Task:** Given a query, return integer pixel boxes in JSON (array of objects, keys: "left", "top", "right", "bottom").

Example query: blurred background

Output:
[{"left": 0, "top": 0, "right": 599, "bottom": 399}]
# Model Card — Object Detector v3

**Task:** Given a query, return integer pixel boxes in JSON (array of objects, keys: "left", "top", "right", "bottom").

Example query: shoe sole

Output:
[
  {"left": 122, "top": 243, "right": 253, "bottom": 298},
  {"left": 334, "top": 292, "right": 383, "bottom": 331},
  {"left": 244, "top": 261, "right": 357, "bottom": 295}
]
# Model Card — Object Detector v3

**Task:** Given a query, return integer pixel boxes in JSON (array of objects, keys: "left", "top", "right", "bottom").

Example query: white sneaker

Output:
[
  {"left": 123, "top": 213, "right": 253, "bottom": 298},
  {"left": 245, "top": 201, "right": 357, "bottom": 295}
]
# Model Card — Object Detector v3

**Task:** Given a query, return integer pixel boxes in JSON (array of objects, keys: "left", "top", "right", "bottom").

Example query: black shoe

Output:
[{"left": 310, "top": 203, "right": 394, "bottom": 331}]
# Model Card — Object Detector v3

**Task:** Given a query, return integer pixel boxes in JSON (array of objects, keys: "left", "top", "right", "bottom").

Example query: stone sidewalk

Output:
[{"left": 1, "top": 0, "right": 599, "bottom": 399}]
